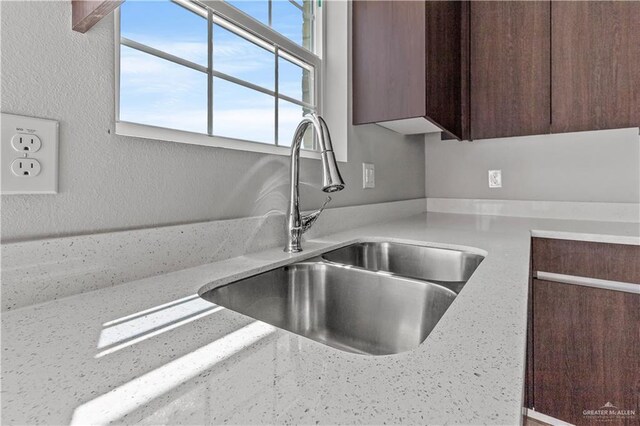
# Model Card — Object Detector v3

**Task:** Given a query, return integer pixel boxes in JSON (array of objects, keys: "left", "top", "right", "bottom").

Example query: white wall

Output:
[
  {"left": 425, "top": 128, "right": 640, "bottom": 203},
  {"left": 0, "top": 1, "right": 425, "bottom": 242}
]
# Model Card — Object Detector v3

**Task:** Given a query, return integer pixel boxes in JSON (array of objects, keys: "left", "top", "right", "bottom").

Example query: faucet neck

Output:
[
  {"left": 284, "top": 120, "right": 311, "bottom": 253},
  {"left": 284, "top": 114, "right": 343, "bottom": 253}
]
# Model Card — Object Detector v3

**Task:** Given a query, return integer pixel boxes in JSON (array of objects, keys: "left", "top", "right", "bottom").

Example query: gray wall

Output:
[
  {"left": 425, "top": 128, "right": 640, "bottom": 203},
  {"left": 0, "top": 1, "right": 425, "bottom": 242}
]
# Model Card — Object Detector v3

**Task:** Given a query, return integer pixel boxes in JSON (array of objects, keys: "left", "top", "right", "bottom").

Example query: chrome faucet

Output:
[{"left": 285, "top": 113, "right": 345, "bottom": 253}]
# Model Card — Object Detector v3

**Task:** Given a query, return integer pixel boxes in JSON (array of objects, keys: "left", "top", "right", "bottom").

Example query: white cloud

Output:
[{"left": 213, "top": 107, "right": 274, "bottom": 143}]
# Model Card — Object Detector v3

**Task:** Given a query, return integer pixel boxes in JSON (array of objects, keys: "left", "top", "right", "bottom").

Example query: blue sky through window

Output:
[
  {"left": 278, "top": 56, "right": 310, "bottom": 102},
  {"left": 213, "top": 24, "right": 274, "bottom": 90},
  {"left": 272, "top": 0, "right": 305, "bottom": 46},
  {"left": 119, "top": 0, "right": 314, "bottom": 145},
  {"left": 213, "top": 77, "right": 275, "bottom": 143},
  {"left": 121, "top": 1, "right": 207, "bottom": 65},
  {"left": 226, "top": 0, "right": 308, "bottom": 47}
]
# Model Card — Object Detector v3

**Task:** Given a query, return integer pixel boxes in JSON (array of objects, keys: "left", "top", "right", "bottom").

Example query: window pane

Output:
[
  {"left": 213, "top": 24, "right": 275, "bottom": 90},
  {"left": 272, "top": 0, "right": 314, "bottom": 49},
  {"left": 278, "top": 56, "right": 313, "bottom": 103},
  {"left": 278, "top": 99, "right": 314, "bottom": 149},
  {"left": 120, "top": 46, "right": 207, "bottom": 133},
  {"left": 225, "top": 1, "right": 269, "bottom": 26},
  {"left": 213, "top": 78, "right": 275, "bottom": 144},
  {"left": 121, "top": 0, "right": 207, "bottom": 66},
  {"left": 226, "top": 0, "right": 315, "bottom": 51}
]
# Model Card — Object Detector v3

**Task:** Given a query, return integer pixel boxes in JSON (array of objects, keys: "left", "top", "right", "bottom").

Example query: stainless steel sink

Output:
[
  {"left": 321, "top": 242, "right": 484, "bottom": 293},
  {"left": 200, "top": 241, "right": 484, "bottom": 355},
  {"left": 200, "top": 262, "right": 457, "bottom": 355}
]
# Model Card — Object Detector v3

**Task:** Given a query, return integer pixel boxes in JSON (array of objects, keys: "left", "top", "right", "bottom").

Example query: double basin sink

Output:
[{"left": 200, "top": 242, "right": 484, "bottom": 356}]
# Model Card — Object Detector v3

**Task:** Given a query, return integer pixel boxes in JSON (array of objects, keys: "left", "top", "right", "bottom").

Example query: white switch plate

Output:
[
  {"left": 1, "top": 113, "right": 59, "bottom": 194},
  {"left": 363, "top": 163, "right": 375, "bottom": 189},
  {"left": 488, "top": 170, "right": 502, "bottom": 188}
]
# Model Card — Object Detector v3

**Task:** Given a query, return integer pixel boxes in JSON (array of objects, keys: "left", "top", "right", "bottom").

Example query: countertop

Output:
[{"left": 2, "top": 212, "right": 639, "bottom": 425}]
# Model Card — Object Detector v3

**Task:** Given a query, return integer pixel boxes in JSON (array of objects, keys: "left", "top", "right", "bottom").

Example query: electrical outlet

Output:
[
  {"left": 11, "top": 133, "right": 42, "bottom": 153},
  {"left": 11, "top": 158, "right": 42, "bottom": 177},
  {"left": 2, "top": 113, "right": 59, "bottom": 194},
  {"left": 363, "top": 163, "right": 375, "bottom": 189},
  {"left": 488, "top": 170, "right": 502, "bottom": 188}
]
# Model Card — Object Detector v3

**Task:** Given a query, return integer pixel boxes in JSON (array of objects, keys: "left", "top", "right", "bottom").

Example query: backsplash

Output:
[
  {"left": 1, "top": 199, "right": 426, "bottom": 311},
  {"left": 426, "top": 198, "right": 640, "bottom": 223},
  {"left": 425, "top": 127, "right": 640, "bottom": 203}
]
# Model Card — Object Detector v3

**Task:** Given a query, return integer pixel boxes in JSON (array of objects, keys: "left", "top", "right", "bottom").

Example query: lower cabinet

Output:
[
  {"left": 527, "top": 238, "right": 640, "bottom": 425},
  {"left": 531, "top": 280, "right": 639, "bottom": 425}
]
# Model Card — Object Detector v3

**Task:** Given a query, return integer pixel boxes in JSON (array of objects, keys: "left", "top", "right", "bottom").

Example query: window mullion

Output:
[
  {"left": 207, "top": 9, "right": 213, "bottom": 136},
  {"left": 121, "top": 37, "right": 207, "bottom": 73},
  {"left": 274, "top": 46, "right": 279, "bottom": 146},
  {"left": 278, "top": 93, "right": 314, "bottom": 110},
  {"left": 289, "top": 0, "right": 303, "bottom": 12}
]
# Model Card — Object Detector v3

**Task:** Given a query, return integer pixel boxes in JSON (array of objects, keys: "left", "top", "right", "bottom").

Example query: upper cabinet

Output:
[
  {"left": 352, "top": 1, "right": 640, "bottom": 141},
  {"left": 352, "top": 1, "right": 467, "bottom": 139},
  {"left": 469, "top": 1, "right": 550, "bottom": 140},
  {"left": 551, "top": 1, "right": 640, "bottom": 133}
]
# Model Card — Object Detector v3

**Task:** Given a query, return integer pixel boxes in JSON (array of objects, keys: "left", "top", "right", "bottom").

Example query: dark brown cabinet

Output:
[
  {"left": 551, "top": 1, "right": 640, "bottom": 133},
  {"left": 469, "top": 1, "right": 550, "bottom": 139},
  {"left": 532, "top": 280, "right": 639, "bottom": 425},
  {"left": 527, "top": 238, "right": 640, "bottom": 425},
  {"left": 352, "top": 1, "right": 468, "bottom": 139},
  {"left": 352, "top": 1, "right": 640, "bottom": 141},
  {"left": 532, "top": 238, "right": 640, "bottom": 284}
]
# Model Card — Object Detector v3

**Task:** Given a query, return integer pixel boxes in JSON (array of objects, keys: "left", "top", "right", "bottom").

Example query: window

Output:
[{"left": 116, "top": 0, "right": 321, "bottom": 152}]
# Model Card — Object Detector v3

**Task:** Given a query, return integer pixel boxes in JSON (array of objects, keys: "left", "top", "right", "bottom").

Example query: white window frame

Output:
[{"left": 114, "top": 0, "right": 332, "bottom": 161}]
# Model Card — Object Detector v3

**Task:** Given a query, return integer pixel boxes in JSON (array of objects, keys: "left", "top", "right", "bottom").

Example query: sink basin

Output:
[
  {"left": 200, "top": 262, "right": 456, "bottom": 355},
  {"left": 321, "top": 242, "right": 484, "bottom": 293}
]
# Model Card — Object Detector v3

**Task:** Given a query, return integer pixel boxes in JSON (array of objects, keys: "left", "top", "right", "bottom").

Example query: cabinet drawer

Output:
[{"left": 532, "top": 238, "right": 640, "bottom": 284}]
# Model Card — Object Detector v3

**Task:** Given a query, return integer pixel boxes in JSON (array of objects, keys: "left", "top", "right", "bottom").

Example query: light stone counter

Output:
[{"left": 2, "top": 212, "right": 639, "bottom": 425}]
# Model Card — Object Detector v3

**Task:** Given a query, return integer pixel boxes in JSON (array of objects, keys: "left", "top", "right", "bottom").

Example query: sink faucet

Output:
[{"left": 285, "top": 113, "right": 345, "bottom": 253}]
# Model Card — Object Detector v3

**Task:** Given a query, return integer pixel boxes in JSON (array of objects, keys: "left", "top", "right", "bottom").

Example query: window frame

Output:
[{"left": 114, "top": 0, "right": 326, "bottom": 160}]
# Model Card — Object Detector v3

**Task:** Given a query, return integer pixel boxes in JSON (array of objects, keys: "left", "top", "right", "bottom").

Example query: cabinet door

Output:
[
  {"left": 425, "top": 1, "right": 468, "bottom": 139},
  {"left": 552, "top": 1, "right": 640, "bottom": 133},
  {"left": 532, "top": 279, "right": 640, "bottom": 424},
  {"left": 352, "top": 1, "right": 426, "bottom": 125},
  {"left": 470, "top": 1, "right": 550, "bottom": 139}
]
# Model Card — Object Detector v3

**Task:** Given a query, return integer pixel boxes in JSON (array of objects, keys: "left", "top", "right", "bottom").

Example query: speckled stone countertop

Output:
[{"left": 2, "top": 212, "right": 639, "bottom": 425}]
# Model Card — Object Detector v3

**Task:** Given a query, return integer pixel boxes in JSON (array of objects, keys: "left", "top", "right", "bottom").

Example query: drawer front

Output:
[{"left": 532, "top": 238, "right": 640, "bottom": 284}]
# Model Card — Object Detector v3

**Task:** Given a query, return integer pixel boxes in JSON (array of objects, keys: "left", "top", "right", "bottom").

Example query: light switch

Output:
[
  {"left": 1, "top": 113, "right": 59, "bottom": 194},
  {"left": 363, "top": 163, "right": 375, "bottom": 189}
]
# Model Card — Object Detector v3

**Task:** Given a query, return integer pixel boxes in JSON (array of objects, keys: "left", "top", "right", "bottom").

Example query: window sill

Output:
[{"left": 115, "top": 121, "right": 326, "bottom": 161}]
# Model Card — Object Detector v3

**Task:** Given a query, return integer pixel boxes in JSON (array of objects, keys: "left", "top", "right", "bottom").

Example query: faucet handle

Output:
[{"left": 301, "top": 196, "right": 332, "bottom": 234}]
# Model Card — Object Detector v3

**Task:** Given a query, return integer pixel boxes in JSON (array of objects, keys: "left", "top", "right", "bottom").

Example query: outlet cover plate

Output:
[
  {"left": 2, "top": 113, "right": 59, "bottom": 194},
  {"left": 488, "top": 170, "right": 502, "bottom": 188}
]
